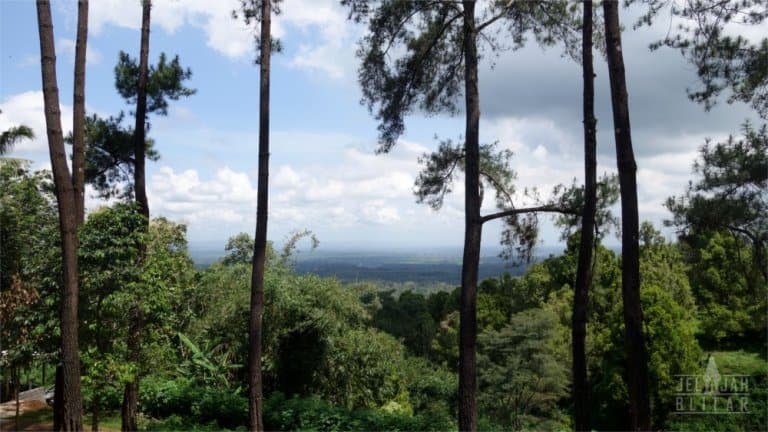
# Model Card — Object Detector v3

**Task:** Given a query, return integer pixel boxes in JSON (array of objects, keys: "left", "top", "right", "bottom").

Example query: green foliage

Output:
[
  {"left": 414, "top": 140, "right": 620, "bottom": 262},
  {"left": 79, "top": 203, "right": 145, "bottom": 303},
  {"left": 0, "top": 123, "right": 34, "bottom": 155},
  {"left": 345, "top": 0, "right": 578, "bottom": 150},
  {"left": 553, "top": 173, "right": 621, "bottom": 240},
  {"left": 78, "top": 113, "right": 159, "bottom": 200},
  {"left": 666, "top": 122, "right": 768, "bottom": 284},
  {"left": 685, "top": 232, "right": 766, "bottom": 343},
  {"left": 431, "top": 310, "right": 459, "bottom": 369},
  {"left": 78, "top": 205, "right": 196, "bottom": 419},
  {"left": 139, "top": 377, "right": 247, "bottom": 430},
  {"left": 0, "top": 160, "right": 59, "bottom": 371},
  {"left": 586, "top": 233, "right": 702, "bottom": 429},
  {"left": 665, "top": 351, "right": 767, "bottom": 432},
  {"left": 115, "top": 51, "right": 196, "bottom": 116},
  {"left": 279, "top": 229, "right": 320, "bottom": 265},
  {"left": 639, "top": 0, "right": 767, "bottom": 117},
  {"left": 478, "top": 308, "right": 570, "bottom": 430},
  {"left": 223, "top": 232, "right": 255, "bottom": 266},
  {"left": 234, "top": 0, "right": 284, "bottom": 64},
  {"left": 318, "top": 328, "right": 410, "bottom": 410},
  {"left": 177, "top": 332, "right": 239, "bottom": 389},
  {"left": 191, "top": 241, "right": 420, "bottom": 411},
  {"left": 80, "top": 51, "right": 194, "bottom": 199},
  {"left": 263, "top": 392, "right": 454, "bottom": 432},
  {"left": 372, "top": 290, "right": 437, "bottom": 356}
]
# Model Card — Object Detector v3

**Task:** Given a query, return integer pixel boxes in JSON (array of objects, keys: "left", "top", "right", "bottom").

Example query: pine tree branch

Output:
[{"left": 481, "top": 205, "right": 576, "bottom": 224}]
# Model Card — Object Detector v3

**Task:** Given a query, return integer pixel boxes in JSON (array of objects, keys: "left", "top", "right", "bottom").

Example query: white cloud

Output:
[
  {"left": 362, "top": 200, "right": 400, "bottom": 224},
  {"left": 86, "top": 0, "right": 253, "bottom": 59},
  {"left": 57, "top": 38, "right": 103, "bottom": 65},
  {"left": 84, "top": 0, "right": 357, "bottom": 78},
  {"left": 0, "top": 91, "right": 74, "bottom": 163},
  {"left": 145, "top": 136, "right": 444, "bottom": 242}
]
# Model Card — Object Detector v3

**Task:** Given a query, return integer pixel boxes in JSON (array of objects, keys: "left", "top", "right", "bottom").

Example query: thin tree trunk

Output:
[
  {"left": 122, "top": 308, "right": 143, "bottom": 432},
  {"left": 248, "top": 0, "right": 271, "bottom": 430},
  {"left": 72, "top": 0, "right": 88, "bottom": 225},
  {"left": 459, "top": 2, "right": 481, "bottom": 431},
  {"left": 36, "top": 2, "right": 84, "bottom": 430},
  {"left": 132, "top": 5, "right": 150, "bottom": 220},
  {"left": 573, "top": 2, "right": 596, "bottom": 430},
  {"left": 123, "top": 2, "right": 151, "bottom": 431},
  {"left": 602, "top": 2, "right": 651, "bottom": 430},
  {"left": 92, "top": 392, "right": 100, "bottom": 432},
  {"left": 14, "top": 367, "right": 20, "bottom": 432},
  {"left": 53, "top": 366, "right": 63, "bottom": 430}
]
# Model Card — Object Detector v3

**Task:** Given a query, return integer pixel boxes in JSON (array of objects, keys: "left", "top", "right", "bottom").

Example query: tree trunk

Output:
[
  {"left": 123, "top": 2, "right": 151, "bottom": 431},
  {"left": 572, "top": 2, "right": 596, "bottom": 430},
  {"left": 121, "top": 307, "right": 143, "bottom": 432},
  {"left": 602, "top": 2, "right": 651, "bottom": 430},
  {"left": 72, "top": 0, "right": 88, "bottom": 225},
  {"left": 132, "top": 3, "right": 150, "bottom": 221},
  {"left": 248, "top": 0, "right": 271, "bottom": 430},
  {"left": 14, "top": 367, "right": 20, "bottom": 432},
  {"left": 36, "top": 2, "right": 84, "bottom": 430},
  {"left": 92, "top": 392, "right": 100, "bottom": 432},
  {"left": 459, "top": 2, "right": 481, "bottom": 431},
  {"left": 93, "top": 298, "right": 104, "bottom": 432},
  {"left": 53, "top": 366, "right": 63, "bottom": 430}
]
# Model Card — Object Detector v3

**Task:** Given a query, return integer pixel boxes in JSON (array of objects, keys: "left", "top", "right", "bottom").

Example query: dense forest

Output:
[{"left": 1, "top": 1, "right": 767, "bottom": 432}]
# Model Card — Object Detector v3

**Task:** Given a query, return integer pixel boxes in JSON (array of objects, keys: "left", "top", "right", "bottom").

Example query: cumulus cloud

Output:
[
  {"left": 0, "top": 91, "right": 74, "bottom": 162},
  {"left": 145, "top": 135, "right": 461, "bottom": 244},
  {"left": 84, "top": 0, "right": 356, "bottom": 78}
]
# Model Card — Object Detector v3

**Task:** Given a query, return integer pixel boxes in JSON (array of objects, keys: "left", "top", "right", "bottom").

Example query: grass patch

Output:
[
  {"left": 710, "top": 350, "right": 768, "bottom": 375},
  {"left": 5, "top": 407, "right": 121, "bottom": 432}
]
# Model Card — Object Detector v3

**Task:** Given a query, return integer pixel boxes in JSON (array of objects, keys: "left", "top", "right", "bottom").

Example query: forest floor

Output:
[{"left": 0, "top": 398, "right": 119, "bottom": 432}]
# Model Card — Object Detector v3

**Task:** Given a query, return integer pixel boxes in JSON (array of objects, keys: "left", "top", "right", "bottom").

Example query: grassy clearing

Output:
[{"left": 708, "top": 350, "right": 767, "bottom": 375}]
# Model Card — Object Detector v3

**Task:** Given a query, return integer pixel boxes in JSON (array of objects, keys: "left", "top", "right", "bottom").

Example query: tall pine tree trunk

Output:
[
  {"left": 123, "top": 1, "right": 151, "bottom": 431},
  {"left": 572, "top": 1, "right": 596, "bottom": 430},
  {"left": 36, "top": 2, "right": 84, "bottom": 430},
  {"left": 602, "top": 2, "right": 651, "bottom": 430},
  {"left": 249, "top": 0, "right": 272, "bottom": 430},
  {"left": 459, "top": 2, "right": 481, "bottom": 431},
  {"left": 72, "top": 0, "right": 88, "bottom": 225}
]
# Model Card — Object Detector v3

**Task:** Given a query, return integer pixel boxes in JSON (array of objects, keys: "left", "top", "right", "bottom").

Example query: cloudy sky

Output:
[{"left": 0, "top": 0, "right": 761, "bottom": 252}]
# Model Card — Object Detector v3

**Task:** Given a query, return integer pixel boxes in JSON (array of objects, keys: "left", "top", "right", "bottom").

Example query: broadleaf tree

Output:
[{"left": 111, "top": 2, "right": 194, "bottom": 427}]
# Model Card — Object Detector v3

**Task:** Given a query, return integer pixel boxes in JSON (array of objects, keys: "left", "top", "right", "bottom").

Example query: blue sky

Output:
[{"left": 1, "top": 0, "right": 761, "bottom": 252}]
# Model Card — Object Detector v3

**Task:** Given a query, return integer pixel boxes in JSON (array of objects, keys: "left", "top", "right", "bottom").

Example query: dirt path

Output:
[{"left": 0, "top": 388, "right": 49, "bottom": 431}]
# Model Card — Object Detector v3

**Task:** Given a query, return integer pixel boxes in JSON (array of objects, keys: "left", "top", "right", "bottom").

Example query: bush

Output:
[
  {"left": 263, "top": 392, "right": 454, "bottom": 431},
  {"left": 192, "top": 387, "right": 248, "bottom": 429},
  {"left": 140, "top": 377, "right": 247, "bottom": 429},
  {"left": 140, "top": 376, "right": 196, "bottom": 419}
]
